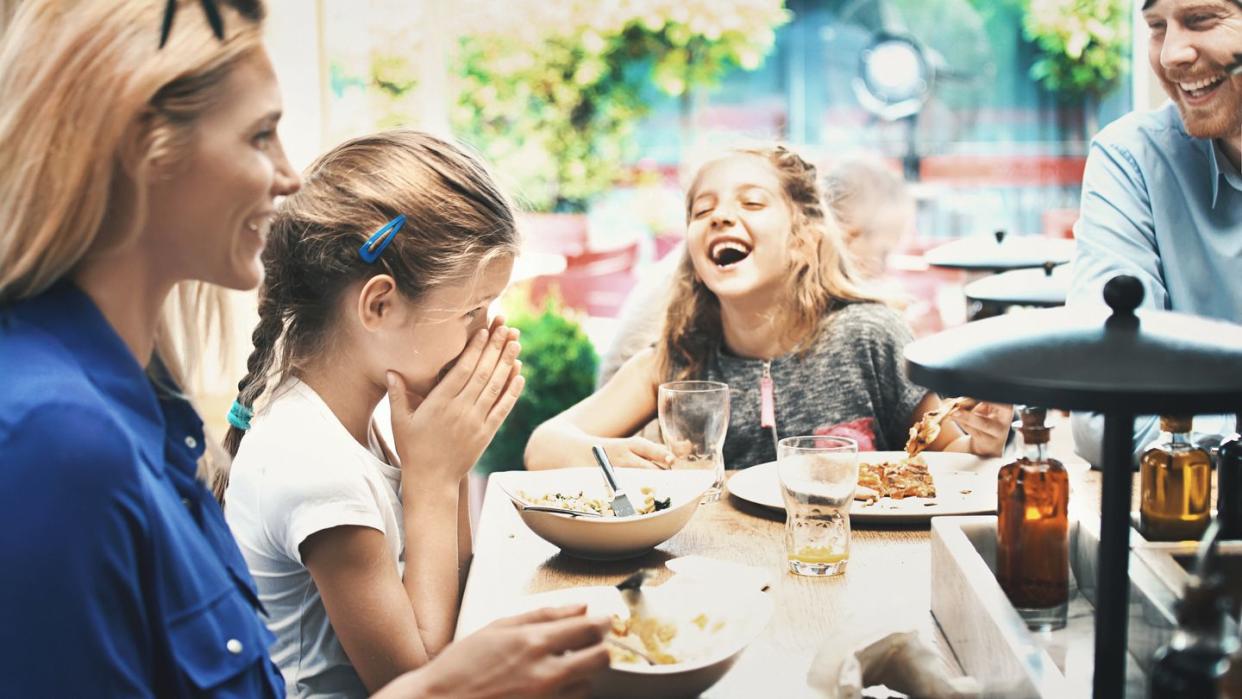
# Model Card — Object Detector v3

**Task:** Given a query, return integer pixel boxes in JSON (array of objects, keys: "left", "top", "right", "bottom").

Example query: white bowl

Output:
[
  {"left": 516, "top": 580, "right": 773, "bottom": 699},
  {"left": 493, "top": 468, "right": 713, "bottom": 560}
]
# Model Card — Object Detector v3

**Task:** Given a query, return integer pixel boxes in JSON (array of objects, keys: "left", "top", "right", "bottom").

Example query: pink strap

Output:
[{"left": 760, "top": 375, "right": 776, "bottom": 428}]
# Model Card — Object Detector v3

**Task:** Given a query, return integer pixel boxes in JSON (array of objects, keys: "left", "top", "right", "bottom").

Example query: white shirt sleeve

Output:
[
  {"left": 261, "top": 457, "right": 389, "bottom": 564},
  {"left": 1071, "top": 412, "right": 1234, "bottom": 469}
]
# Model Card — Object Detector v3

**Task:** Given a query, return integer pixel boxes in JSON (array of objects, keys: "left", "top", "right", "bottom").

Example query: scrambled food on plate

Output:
[
  {"left": 857, "top": 459, "right": 937, "bottom": 501},
  {"left": 607, "top": 612, "right": 726, "bottom": 666},
  {"left": 518, "top": 487, "right": 671, "bottom": 516},
  {"left": 905, "top": 396, "right": 977, "bottom": 458}
]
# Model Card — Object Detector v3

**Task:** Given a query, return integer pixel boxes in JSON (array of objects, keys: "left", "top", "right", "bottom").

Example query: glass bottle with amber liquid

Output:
[
  {"left": 1140, "top": 415, "right": 1212, "bottom": 542},
  {"left": 997, "top": 406, "right": 1069, "bottom": 630}
]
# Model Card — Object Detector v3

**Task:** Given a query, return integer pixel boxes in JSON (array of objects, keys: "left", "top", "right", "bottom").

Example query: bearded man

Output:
[{"left": 1070, "top": 0, "right": 1242, "bottom": 465}]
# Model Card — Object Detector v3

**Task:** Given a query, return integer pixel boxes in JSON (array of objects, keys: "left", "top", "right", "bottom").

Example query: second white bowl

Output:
[{"left": 494, "top": 467, "right": 714, "bottom": 560}]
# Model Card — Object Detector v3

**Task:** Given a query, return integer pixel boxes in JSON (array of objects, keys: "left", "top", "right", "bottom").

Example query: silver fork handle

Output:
[
  {"left": 519, "top": 505, "right": 603, "bottom": 518},
  {"left": 592, "top": 445, "right": 622, "bottom": 493}
]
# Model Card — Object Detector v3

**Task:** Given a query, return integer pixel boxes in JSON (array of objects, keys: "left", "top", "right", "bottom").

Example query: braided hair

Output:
[
  {"left": 657, "top": 144, "right": 881, "bottom": 381},
  {"left": 218, "top": 130, "right": 518, "bottom": 495}
]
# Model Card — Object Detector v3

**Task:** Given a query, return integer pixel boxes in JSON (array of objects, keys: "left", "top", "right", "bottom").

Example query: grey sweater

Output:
[{"left": 688, "top": 302, "right": 927, "bottom": 469}]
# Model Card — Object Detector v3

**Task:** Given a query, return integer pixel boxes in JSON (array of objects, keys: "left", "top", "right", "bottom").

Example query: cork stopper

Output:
[
  {"left": 1159, "top": 415, "right": 1193, "bottom": 434},
  {"left": 1018, "top": 406, "right": 1050, "bottom": 444}
]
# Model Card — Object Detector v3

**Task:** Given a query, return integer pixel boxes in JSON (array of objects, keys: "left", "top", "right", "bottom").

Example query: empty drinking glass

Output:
[
  {"left": 657, "top": 381, "right": 730, "bottom": 503},
  {"left": 777, "top": 436, "right": 859, "bottom": 577}
]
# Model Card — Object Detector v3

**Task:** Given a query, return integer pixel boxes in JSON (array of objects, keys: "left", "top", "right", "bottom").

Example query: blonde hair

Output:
[
  {"left": 221, "top": 130, "right": 519, "bottom": 468},
  {"left": 0, "top": 0, "right": 265, "bottom": 392},
  {"left": 657, "top": 144, "right": 883, "bottom": 381}
]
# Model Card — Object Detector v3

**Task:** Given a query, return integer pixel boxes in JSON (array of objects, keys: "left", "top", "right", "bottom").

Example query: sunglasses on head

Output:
[{"left": 158, "top": 0, "right": 262, "bottom": 49}]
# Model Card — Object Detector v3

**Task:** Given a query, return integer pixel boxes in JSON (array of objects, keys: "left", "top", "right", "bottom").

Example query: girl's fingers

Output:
[
  {"left": 439, "top": 328, "right": 491, "bottom": 397},
  {"left": 954, "top": 409, "right": 1003, "bottom": 436},
  {"left": 385, "top": 371, "right": 425, "bottom": 417},
  {"left": 484, "top": 370, "right": 524, "bottom": 429},
  {"left": 464, "top": 325, "right": 511, "bottom": 403},
  {"left": 477, "top": 340, "right": 521, "bottom": 408},
  {"left": 629, "top": 438, "right": 675, "bottom": 468},
  {"left": 386, "top": 371, "right": 408, "bottom": 415}
]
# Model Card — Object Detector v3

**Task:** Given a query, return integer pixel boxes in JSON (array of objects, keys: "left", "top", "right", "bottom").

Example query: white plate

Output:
[{"left": 726, "top": 451, "right": 999, "bottom": 523}]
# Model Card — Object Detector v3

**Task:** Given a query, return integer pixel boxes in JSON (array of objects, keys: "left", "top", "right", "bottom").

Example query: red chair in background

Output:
[
  {"left": 1042, "top": 208, "right": 1079, "bottom": 239},
  {"left": 653, "top": 232, "right": 683, "bottom": 260},
  {"left": 519, "top": 212, "right": 589, "bottom": 257},
  {"left": 529, "top": 242, "right": 640, "bottom": 318},
  {"left": 885, "top": 237, "right": 968, "bottom": 337}
]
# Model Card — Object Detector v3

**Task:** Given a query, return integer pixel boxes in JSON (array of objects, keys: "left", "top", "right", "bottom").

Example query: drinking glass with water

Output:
[
  {"left": 657, "top": 381, "right": 729, "bottom": 503},
  {"left": 777, "top": 436, "right": 859, "bottom": 577}
]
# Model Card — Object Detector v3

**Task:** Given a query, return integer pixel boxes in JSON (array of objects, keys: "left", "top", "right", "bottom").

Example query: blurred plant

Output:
[
  {"left": 475, "top": 291, "right": 599, "bottom": 473},
  {"left": 452, "top": 0, "right": 791, "bottom": 213},
  {"left": 1021, "top": 0, "right": 1129, "bottom": 98},
  {"left": 369, "top": 53, "right": 421, "bottom": 129}
]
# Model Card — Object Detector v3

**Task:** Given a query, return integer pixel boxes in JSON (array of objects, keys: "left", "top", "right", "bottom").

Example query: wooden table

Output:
[
  {"left": 455, "top": 473, "right": 1110, "bottom": 698},
  {"left": 455, "top": 416, "right": 1115, "bottom": 696}
]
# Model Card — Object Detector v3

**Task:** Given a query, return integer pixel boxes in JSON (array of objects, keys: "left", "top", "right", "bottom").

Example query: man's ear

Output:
[{"left": 357, "top": 275, "right": 399, "bottom": 331}]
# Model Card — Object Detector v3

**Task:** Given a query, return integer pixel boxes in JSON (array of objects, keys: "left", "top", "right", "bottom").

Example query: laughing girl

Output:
[{"left": 525, "top": 144, "right": 1011, "bottom": 472}]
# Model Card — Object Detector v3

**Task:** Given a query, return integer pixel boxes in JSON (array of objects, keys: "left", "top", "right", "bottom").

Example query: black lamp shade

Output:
[{"left": 905, "top": 275, "right": 1242, "bottom": 413}]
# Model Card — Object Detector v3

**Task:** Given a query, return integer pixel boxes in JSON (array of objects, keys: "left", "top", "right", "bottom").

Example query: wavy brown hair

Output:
[
  {"left": 657, "top": 144, "right": 884, "bottom": 381},
  {"left": 217, "top": 130, "right": 518, "bottom": 495}
]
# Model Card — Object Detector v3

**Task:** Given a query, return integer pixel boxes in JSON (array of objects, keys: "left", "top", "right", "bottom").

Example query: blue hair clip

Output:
[
  {"left": 227, "top": 400, "right": 253, "bottom": 431},
  {"left": 359, "top": 215, "right": 406, "bottom": 264}
]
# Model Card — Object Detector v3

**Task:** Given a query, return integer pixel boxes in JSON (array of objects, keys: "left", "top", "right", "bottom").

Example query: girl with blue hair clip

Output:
[{"left": 221, "top": 129, "right": 548, "bottom": 698}]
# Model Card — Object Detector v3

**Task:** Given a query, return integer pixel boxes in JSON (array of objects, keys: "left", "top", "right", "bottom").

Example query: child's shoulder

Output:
[
  {"left": 233, "top": 381, "right": 369, "bottom": 483},
  {"left": 824, "top": 301, "right": 910, "bottom": 340}
]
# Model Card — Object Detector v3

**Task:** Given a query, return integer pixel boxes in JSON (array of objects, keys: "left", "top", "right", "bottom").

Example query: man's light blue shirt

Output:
[{"left": 1069, "top": 102, "right": 1242, "bottom": 465}]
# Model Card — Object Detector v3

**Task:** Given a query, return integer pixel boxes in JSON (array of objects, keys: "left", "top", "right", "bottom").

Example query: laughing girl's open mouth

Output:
[{"left": 709, "top": 238, "right": 752, "bottom": 268}]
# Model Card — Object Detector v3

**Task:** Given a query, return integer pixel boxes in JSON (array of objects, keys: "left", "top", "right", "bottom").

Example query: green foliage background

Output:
[
  {"left": 452, "top": 3, "right": 790, "bottom": 213},
  {"left": 1022, "top": 0, "right": 1130, "bottom": 98}
]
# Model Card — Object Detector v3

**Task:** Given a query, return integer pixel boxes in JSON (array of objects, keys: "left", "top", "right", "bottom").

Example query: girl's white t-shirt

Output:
[{"left": 225, "top": 378, "right": 404, "bottom": 699}]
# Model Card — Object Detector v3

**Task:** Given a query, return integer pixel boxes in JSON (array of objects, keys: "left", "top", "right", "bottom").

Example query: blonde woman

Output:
[
  {"left": 526, "top": 145, "right": 1012, "bottom": 472},
  {"left": 0, "top": 2, "right": 606, "bottom": 697}
]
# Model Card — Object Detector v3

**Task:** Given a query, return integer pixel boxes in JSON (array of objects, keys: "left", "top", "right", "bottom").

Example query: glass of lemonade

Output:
[
  {"left": 657, "top": 381, "right": 730, "bottom": 503},
  {"left": 777, "top": 436, "right": 859, "bottom": 577}
]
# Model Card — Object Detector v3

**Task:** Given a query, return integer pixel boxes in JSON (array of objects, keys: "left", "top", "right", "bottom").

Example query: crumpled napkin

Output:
[{"left": 807, "top": 627, "right": 980, "bottom": 699}]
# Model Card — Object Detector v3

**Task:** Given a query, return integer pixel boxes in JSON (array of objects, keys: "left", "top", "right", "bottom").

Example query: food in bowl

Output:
[
  {"left": 517, "top": 487, "right": 671, "bottom": 517},
  {"left": 493, "top": 468, "right": 714, "bottom": 560}
]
